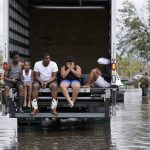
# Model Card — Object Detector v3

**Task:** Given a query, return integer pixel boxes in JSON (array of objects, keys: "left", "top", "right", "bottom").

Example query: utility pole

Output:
[{"left": 129, "top": 54, "right": 132, "bottom": 82}]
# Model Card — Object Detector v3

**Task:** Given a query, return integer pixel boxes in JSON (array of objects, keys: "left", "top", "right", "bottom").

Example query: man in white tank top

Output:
[{"left": 30, "top": 53, "right": 58, "bottom": 116}]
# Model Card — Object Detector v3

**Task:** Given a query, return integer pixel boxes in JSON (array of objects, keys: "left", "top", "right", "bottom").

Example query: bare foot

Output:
[
  {"left": 23, "top": 104, "right": 27, "bottom": 107},
  {"left": 50, "top": 108, "right": 58, "bottom": 116},
  {"left": 27, "top": 103, "right": 31, "bottom": 108},
  {"left": 30, "top": 108, "right": 39, "bottom": 116},
  {"left": 82, "top": 84, "right": 90, "bottom": 88},
  {"left": 69, "top": 101, "right": 74, "bottom": 108}
]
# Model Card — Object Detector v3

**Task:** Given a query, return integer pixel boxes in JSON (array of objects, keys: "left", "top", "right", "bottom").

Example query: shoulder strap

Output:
[
  {"left": 22, "top": 70, "right": 25, "bottom": 76},
  {"left": 29, "top": 69, "right": 32, "bottom": 76}
]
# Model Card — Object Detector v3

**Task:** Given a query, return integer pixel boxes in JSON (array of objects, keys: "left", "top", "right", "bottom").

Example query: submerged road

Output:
[{"left": 0, "top": 88, "right": 150, "bottom": 150}]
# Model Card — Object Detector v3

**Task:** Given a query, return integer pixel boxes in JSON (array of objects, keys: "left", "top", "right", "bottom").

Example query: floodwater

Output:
[{"left": 0, "top": 88, "right": 150, "bottom": 150}]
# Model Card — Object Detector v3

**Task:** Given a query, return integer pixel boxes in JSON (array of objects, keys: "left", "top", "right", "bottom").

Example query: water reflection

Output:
[
  {"left": 17, "top": 123, "right": 112, "bottom": 150},
  {"left": 0, "top": 113, "right": 113, "bottom": 150},
  {"left": 142, "top": 96, "right": 148, "bottom": 104},
  {"left": 0, "top": 113, "right": 17, "bottom": 150},
  {"left": 111, "top": 88, "right": 150, "bottom": 150}
]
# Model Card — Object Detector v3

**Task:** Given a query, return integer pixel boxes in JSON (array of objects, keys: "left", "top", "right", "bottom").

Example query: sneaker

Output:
[
  {"left": 50, "top": 108, "right": 58, "bottom": 116},
  {"left": 69, "top": 101, "right": 74, "bottom": 108},
  {"left": 30, "top": 108, "right": 39, "bottom": 116}
]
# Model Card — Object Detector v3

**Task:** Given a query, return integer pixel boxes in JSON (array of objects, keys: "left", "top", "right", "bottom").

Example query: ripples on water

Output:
[
  {"left": 1, "top": 121, "right": 114, "bottom": 150},
  {"left": 17, "top": 123, "right": 113, "bottom": 150},
  {"left": 0, "top": 88, "right": 150, "bottom": 150},
  {"left": 0, "top": 114, "right": 17, "bottom": 150},
  {"left": 111, "top": 88, "right": 150, "bottom": 150}
]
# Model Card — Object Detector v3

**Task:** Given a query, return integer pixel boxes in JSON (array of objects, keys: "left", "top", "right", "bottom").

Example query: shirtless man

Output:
[{"left": 84, "top": 57, "right": 111, "bottom": 88}]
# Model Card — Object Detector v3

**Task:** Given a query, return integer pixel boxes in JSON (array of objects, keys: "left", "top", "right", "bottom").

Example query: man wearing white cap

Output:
[{"left": 83, "top": 57, "right": 111, "bottom": 88}]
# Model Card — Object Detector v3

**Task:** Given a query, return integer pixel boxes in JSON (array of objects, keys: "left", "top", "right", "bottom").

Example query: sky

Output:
[
  {"left": 116, "top": 0, "right": 148, "bottom": 20},
  {"left": 0, "top": 0, "right": 3, "bottom": 49},
  {"left": 116, "top": 0, "right": 146, "bottom": 9}
]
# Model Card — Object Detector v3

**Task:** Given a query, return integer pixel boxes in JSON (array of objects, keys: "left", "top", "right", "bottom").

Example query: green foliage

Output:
[
  {"left": 117, "top": 0, "right": 150, "bottom": 62},
  {"left": 117, "top": 55, "right": 144, "bottom": 78},
  {"left": 0, "top": 52, "right": 2, "bottom": 67}
]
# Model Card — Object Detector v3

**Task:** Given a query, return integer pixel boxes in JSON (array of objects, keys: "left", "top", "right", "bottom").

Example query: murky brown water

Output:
[{"left": 0, "top": 88, "right": 150, "bottom": 150}]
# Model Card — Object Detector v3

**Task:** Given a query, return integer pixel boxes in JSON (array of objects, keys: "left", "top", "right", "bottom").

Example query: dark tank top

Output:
[{"left": 64, "top": 65, "right": 80, "bottom": 81}]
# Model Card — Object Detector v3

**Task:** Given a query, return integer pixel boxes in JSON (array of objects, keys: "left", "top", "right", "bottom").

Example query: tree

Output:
[
  {"left": 117, "top": 54, "right": 143, "bottom": 78},
  {"left": 117, "top": 0, "right": 150, "bottom": 64}
]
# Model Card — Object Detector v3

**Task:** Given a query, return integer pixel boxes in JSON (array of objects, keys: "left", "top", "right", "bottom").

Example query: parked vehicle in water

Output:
[{"left": 121, "top": 77, "right": 129, "bottom": 85}]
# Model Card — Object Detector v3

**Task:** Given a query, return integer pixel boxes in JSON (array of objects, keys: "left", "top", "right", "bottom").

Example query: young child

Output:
[{"left": 21, "top": 61, "right": 34, "bottom": 108}]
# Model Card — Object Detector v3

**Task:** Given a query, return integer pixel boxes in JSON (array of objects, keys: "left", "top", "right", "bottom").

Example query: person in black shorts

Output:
[
  {"left": 30, "top": 53, "right": 58, "bottom": 116},
  {"left": 4, "top": 51, "right": 24, "bottom": 114}
]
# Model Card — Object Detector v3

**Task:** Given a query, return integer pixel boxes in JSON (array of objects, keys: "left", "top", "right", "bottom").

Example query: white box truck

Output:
[{"left": 1, "top": 0, "right": 124, "bottom": 123}]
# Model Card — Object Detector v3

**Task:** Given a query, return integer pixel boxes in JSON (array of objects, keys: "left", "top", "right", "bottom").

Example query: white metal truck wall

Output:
[
  {"left": 3, "top": 0, "right": 9, "bottom": 62},
  {"left": 111, "top": 0, "right": 116, "bottom": 61},
  {"left": 111, "top": 0, "right": 118, "bottom": 85},
  {"left": 9, "top": 0, "right": 30, "bottom": 62}
]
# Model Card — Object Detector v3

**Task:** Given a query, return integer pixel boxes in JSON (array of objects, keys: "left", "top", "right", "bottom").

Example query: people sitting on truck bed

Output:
[
  {"left": 60, "top": 56, "right": 82, "bottom": 107},
  {"left": 30, "top": 53, "right": 58, "bottom": 116},
  {"left": 4, "top": 51, "right": 24, "bottom": 114},
  {"left": 21, "top": 61, "right": 34, "bottom": 108},
  {"left": 83, "top": 57, "right": 111, "bottom": 88}
]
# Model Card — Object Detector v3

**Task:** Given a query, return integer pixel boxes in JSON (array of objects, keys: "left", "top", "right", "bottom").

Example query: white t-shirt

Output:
[{"left": 34, "top": 61, "right": 58, "bottom": 81}]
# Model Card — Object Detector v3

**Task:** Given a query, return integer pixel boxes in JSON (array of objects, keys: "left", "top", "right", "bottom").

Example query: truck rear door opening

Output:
[
  {"left": 30, "top": 8, "right": 109, "bottom": 72},
  {"left": 6, "top": 0, "right": 110, "bottom": 73},
  {"left": 2, "top": 0, "right": 121, "bottom": 123}
]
